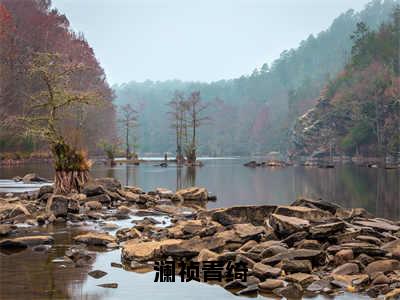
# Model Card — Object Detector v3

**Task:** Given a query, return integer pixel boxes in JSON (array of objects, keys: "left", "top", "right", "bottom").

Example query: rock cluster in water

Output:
[{"left": 1, "top": 176, "right": 400, "bottom": 299}]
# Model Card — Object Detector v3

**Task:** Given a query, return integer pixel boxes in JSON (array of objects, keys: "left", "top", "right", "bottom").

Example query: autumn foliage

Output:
[{"left": 0, "top": 0, "right": 116, "bottom": 156}]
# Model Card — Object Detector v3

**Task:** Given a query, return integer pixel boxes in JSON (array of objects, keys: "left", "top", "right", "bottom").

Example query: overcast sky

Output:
[{"left": 52, "top": 0, "right": 372, "bottom": 85}]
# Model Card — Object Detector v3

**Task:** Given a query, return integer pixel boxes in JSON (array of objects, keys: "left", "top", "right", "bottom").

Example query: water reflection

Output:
[{"left": 0, "top": 159, "right": 398, "bottom": 219}]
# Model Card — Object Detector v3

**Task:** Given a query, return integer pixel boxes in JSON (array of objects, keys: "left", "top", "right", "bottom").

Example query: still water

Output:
[
  {"left": 1, "top": 158, "right": 399, "bottom": 218},
  {"left": 0, "top": 158, "right": 398, "bottom": 299}
]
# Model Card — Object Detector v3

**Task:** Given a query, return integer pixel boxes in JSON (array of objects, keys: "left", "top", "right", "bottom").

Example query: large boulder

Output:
[
  {"left": 74, "top": 232, "right": 116, "bottom": 246},
  {"left": 175, "top": 187, "right": 208, "bottom": 201},
  {"left": 122, "top": 239, "right": 182, "bottom": 262},
  {"left": 208, "top": 205, "right": 277, "bottom": 226},
  {"left": 82, "top": 183, "right": 106, "bottom": 197},
  {"left": 274, "top": 205, "right": 332, "bottom": 221},
  {"left": 269, "top": 214, "right": 310, "bottom": 236}
]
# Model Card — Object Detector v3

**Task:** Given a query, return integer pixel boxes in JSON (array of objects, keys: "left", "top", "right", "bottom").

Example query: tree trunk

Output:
[{"left": 54, "top": 170, "right": 89, "bottom": 194}]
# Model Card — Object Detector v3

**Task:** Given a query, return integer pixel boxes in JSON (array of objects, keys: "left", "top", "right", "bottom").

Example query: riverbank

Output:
[{"left": 1, "top": 177, "right": 400, "bottom": 299}]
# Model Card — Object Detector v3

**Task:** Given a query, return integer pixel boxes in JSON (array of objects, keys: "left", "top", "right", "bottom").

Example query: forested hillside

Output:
[
  {"left": 0, "top": 0, "right": 116, "bottom": 158},
  {"left": 114, "top": 0, "right": 398, "bottom": 156},
  {"left": 291, "top": 8, "right": 399, "bottom": 159}
]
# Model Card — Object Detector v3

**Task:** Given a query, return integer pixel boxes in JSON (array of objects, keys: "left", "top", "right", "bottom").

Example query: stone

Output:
[
  {"left": 258, "top": 279, "right": 285, "bottom": 290},
  {"left": 97, "top": 283, "right": 118, "bottom": 288},
  {"left": 82, "top": 183, "right": 106, "bottom": 197},
  {"left": 295, "top": 239, "right": 321, "bottom": 250},
  {"left": 334, "top": 249, "right": 354, "bottom": 265},
  {"left": 94, "top": 178, "right": 121, "bottom": 192},
  {"left": 161, "top": 236, "right": 225, "bottom": 257},
  {"left": 273, "top": 283, "right": 303, "bottom": 299},
  {"left": 275, "top": 205, "right": 332, "bottom": 221},
  {"left": 252, "top": 262, "right": 281, "bottom": 279},
  {"left": 260, "top": 245, "right": 288, "bottom": 258},
  {"left": 118, "top": 190, "right": 140, "bottom": 202},
  {"left": 262, "top": 249, "right": 325, "bottom": 266},
  {"left": 365, "top": 260, "right": 400, "bottom": 275},
  {"left": 353, "top": 219, "right": 400, "bottom": 232},
  {"left": 208, "top": 205, "right": 276, "bottom": 226},
  {"left": 117, "top": 205, "right": 131, "bottom": 215},
  {"left": 358, "top": 253, "right": 374, "bottom": 266},
  {"left": 281, "top": 259, "right": 312, "bottom": 274},
  {"left": 269, "top": 214, "right": 310, "bottom": 236},
  {"left": 122, "top": 239, "right": 182, "bottom": 262},
  {"left": 0, "top": 203, "right": 30, "bottom": 221},
  {"left": 249, "top": 241, "right": 284, "bottom": 254},
  {"left": 282, "top": 231, "right": 309, "bottom": 247},
  {"left": 111, "top": 262, "right": 123, "bottom": 268},
  {"left": 385, "top": 288, "right": 400, "bottom": 299},
  {"left": 236, "top": 284, "right": 258, "bottom": 295},
  {"left": 176, "top": 187, "right": 208, "bottom": 201},
  {"left": 306, "top": 279, "right": 332, "bottom": 293},
  {"left": 366, "top": 284, "right": 390, "bottom": 297},
  {"left": 331, "top": 263, "right": 360, "bottom": 275},
  {"left": 338, "top": 242, "right": 387, "bottom": 256},
  {"left": 0, "top": 235, "right": 54, "bottom": 248},
  {"left": 291, "top": 197, "right": 342, "bottom": 214},
  {"left": 285, "top": 273, "right": 319, "bottom": 285},
  {"left": 382, "top": 239, "right": 400, "bottom": 256},
  {"left": 85, "top": 201, "right": 102, "bottom": 210},
  {"left": 238, "top": 240, "right": 258, "bottom": 252},
  {"left": 355, "top": 235, "right": 382, "bottom": 245},
  {"left": 38, "top": 185, "right": 54, "bottom": 198},
  {"left": 22, "top": 173, "right": 48, "bottom": 183},
  {"left": 116, "top": 227, "right": 142, "bottom": 242},
  {"left": 372, "top": 273, "right": 391, "bottom": 285},
  {"left": 235, "top": 254, "right": 256, "bottom": 268},
  {"left": 68, "top": 198, "right": 80, "bottom": 213},
  {"left": 74, "top": 232, "right": 116, "bottom": 246},
  {"left": 232, "top": 223, "right": 265, "bottom": 241},
  {"left": 102, "top": 223, "right": 119, "bottom": 230},
  {"left": 156, "top": 188, "right": 174, "bottom": 199},
  {"left": 88, "top": 270, "right": 108, "bottom": 279},
  {"left": 86, "top": 194, "right": 111, "bottom": 204},
  {"left": 0, "top": 224, "right": 15, "bottom": 236},
  {"left": 196, "top": 249, "right": 218, "bottom": 262},
  {"left": 310, "top": 221, "right": 346, "bottom": 237}
]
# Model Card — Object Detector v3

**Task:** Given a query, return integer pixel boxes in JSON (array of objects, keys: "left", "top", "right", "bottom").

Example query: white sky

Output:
[{"left": 52, "top": 0, "right": 372, "bottom": 85}]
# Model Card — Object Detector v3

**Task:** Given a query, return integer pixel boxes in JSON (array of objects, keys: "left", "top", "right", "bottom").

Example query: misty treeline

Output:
[
  {"left": 292, "top": 7, "right": 400, "bottom": 159},
  {"left": 0, "top": 0, "right": 116, "bottom": 159},
  {"left": 114, "top": 0, "right": 398, "bottom": 156}
]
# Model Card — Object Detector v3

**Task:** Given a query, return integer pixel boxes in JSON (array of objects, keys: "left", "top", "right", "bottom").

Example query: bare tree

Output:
[
  {"left": 167, "top": 91, "right": 187, "bottom": 164},
  {"left": 185, "top": 91, "right": 209, "bottom": 164},
  {"left": 119, "top": 104, "right": 137, "bottom": 159},
  {"left": 15, "top": 52, "right": 101, "bottom": 194}
]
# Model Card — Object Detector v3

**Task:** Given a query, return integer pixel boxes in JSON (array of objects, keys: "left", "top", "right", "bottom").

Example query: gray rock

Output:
[{"left": 88, "top": 270, "right": 108, "bottom": 279}]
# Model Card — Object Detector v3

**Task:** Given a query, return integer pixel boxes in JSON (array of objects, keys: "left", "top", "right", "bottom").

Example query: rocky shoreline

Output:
[{"left": 1, "top": 176, "right": 400, "bottom": 298}]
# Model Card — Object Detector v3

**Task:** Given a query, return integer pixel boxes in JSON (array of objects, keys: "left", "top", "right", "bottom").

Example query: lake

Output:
[
  {"left": 0, "top": 158, "right": 398, "bottom": 299},
  {"left": 1, "top": 157, "right": 399, "bottom": 218}
]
